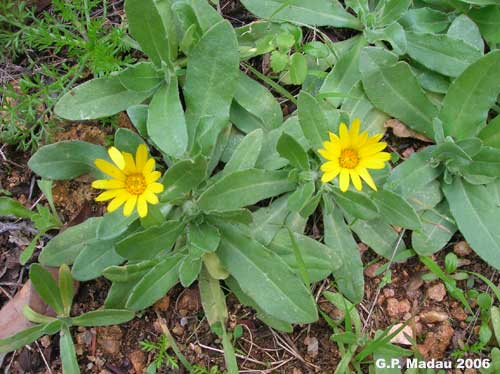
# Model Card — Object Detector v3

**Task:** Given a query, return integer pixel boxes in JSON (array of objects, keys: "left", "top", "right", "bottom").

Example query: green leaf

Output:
[
  {"left": 97, "top": 210, "right": 138, "bottom": 240},
  {"left": 406, "top": 180, "right": 443, "bottom": 211},
  {"left": 240, "top": 0, "right": 362, "bottom": 29},
  {"left": 118, "top": 62, "right": 163, "bottom": 92},
  {"left": 365, "top": 23, "right": 407, "bottom": 56},
  {"left": 55, "top": 77, "right": 153, "bottom": 120},
  {"left": 58, "top": 265, "right": 74, "bottom": 316},
  {"left": 125, "top": 0, "right": 171, "bottom": 66},
  {"left": 288, "top": 181, "right": 315, "bottom": 214},
  {"left": 114, "top": 128, "right": 145, "bottom": 154},
  {"left": 376, "top": 0, "right": 411, "bottom": 26},
  {"left": 459, "top": 0, "right": 500, "bottom": 5},
  {"left": 231, "top": 72, "right": 283, "bottom": 131},
  {"left": 277, "top": 132, "right": 309, "bottom": 170},
  {"left": 126, "top": 254, "right": 182, "bottom": 310},
  {"left": 269, "top": 229, "right": 341, "bottom": 283},
  {"left": 208, "top": 209, "right": 253, "bottom": 225},
  {"left": 71, "top": 310, "right": 135, "bottom": 326},
  {"left": 198, "top": 169, "right": 295, "bottom": 212},
  {"left": 411, "top": 64, "right": 451, "bottom": 94},
  {"left": 60, "top": 326, "right": 80, "bottom": 374},
  {"left": 116, "top": 221, "right": 184, "bottom": 261},
  {"left": 202, "top": 252, "right": 229, "bottom": 280},
  {"left": 341, "top": 83, "right": 388, "bottom": 135},
  {"left": 439, "top": 50, "right": 500, "bottom": 139},
  {"left": 350, "top": 218, "right": 406, "bottom": 259},
  {"left": 463, "top": 147, "right": 500, "bottom": 177},
  {"left": 333, "top": 188, "right": 379, "bottom": 221},
  {"left": 161, "top": 156, "right": 207, "bottom": 201},
  {"left": 226, "top": 277, "right": 293, "bottom": 332},
  {"left": 184, "top": 21, "right": 239, "bottom": 144},
  {"left": 30, "top": 264, "right": 64, "bottom": 315},
  {"left": 0, "top": 323, "right": 57, "bottom": 353},
  {"left": 492, "top": 306, "right": 500, "bottom": 346},
  {"left": 358, "top": 46, "right": 398, "bottom": 76},
  {"left": 406, "top": 32, "right": 482, "bottom": 77},
  {"left": 447, "top": 14, "right": 484, "bottom": 51},
  {"left": 218, "top": 224, "right": 318, "bottom": 324},
  {"left": 362, "top": 61, "right": 438, "bottom": 139},
  {"left": 373, "top": 189, "right": 422, "bottom": 230},
  {"left": 103, "top": 260, "right": 158, "bottom": 282},
  {"left": 478, "top": 116, "right": 500, "bottom": 148},
  {"left": 289, "top": 53, "right": 308, "bottom": 85},
  {"left": 147, "top": 79, "right": 188, "bottom": 158},
  {"left": 127, "top": 105, "right": 148, "bottom": 137},
  {"left": 323, "top": 205, "right": 364, "bottom": 304},
  {"left": 412, "top": 203, "right": 457, "bottom": 256},
  {"left": 188, "top": 222, "right": 220, "bottom": 253},
  {"left": 384, "top": 147, "right": 441, "bottom": 196},
  {"left": 222, "top": 129, "right": 263, "bottom": 175},
  {"left": 270, "top": 50, "right": 289, "bottom": 73},
  {"left": 179, "top": 255, "right": 202, "bottom": 287},
  {"left": 443, "top": 178, "right": 500, "bottom": 269},
  {"left": 22, "top": 305, "right": 55, "bottom": 325},
  {"left": 251, "top": 195, "right": 290, "bottom": 245},
  {"left": 400, "top": 8, "right": 450, "bottom": 33},
  {"left": 320, "top": 36, "right": 366, "bottom": 107},
  {"left": 469, "top": 6, "right": 500, "bottom": 46},
  {"left": 29, "top": 141, "right": 108, "bottom": 180},
  {"left": 72, "top": 240, "right": 124, "bottom": 281},
  {"left": 198, "top": 266, "right": 227, "bottom": 326},
  {"left": 40, "top": 218, "right": 102, "bottom": 266},
  {"left": 0, "top": 197, "right": 34, "bottom": 219},
  {"left": 187, "top": 0, "right": 223, "bottom": 32},
  {"left": 297, "top": 91, "right": 329, "bottom": 151}
]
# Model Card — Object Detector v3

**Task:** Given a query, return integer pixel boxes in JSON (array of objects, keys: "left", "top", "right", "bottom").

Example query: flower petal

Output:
[
  {"left": 145, "top": 171, "right": 161, "bottom": 184},
  {"left": 95, "top": 159, "right": 126, "bottom": 181},
  {"left": 350, "top": 118, "right": 361, "bottom": 137},
  {"left": 137, "top": 195, "right": 148, "bottom": 217},
  {"left": 359, "top": 159, "right": 386, "bottom": 169},
  {"left": 321, "top": 160, "right": 340, "bottom": 172},
  {"left": 107, "top": 193, "right": 129, "bottom": 212},
  {"left": 357, "top": 167, "right": 377, "bottom": 191},
  {"left": 135, "top": 144, "right": 148, "bottom": 171},
  {"left": 95, "top": 189, "right": 124, "bottom": 202},
  {"left": 92, "top": 179, "right": 125, "bottom": 190},
  {"left": 108, "top": 147, "right": 125, "bottom": 170},
  {"left": 147, "top": 182, "right": 164, "bottom": 194},
  {"left": 339, "top": 169, "right": 350, "bottom": 192},
  {"left": 339, "top": 122, "right": 350, "bottom": 148},
  {"left": 143, "top": 190, "right": 159, "bottom": 204},
  {"left": 143, "top": 158, "right": 155, "bottom": 175},
  {"left": 350, "top": 170, "right": 362, "bottom": 191},
  {"left": 321, "top": 167, "right": 341, "bottom": 183},
  {"left": 123, "top": 195, "right": 137, "bottom": 216},
  {"left": 359, "top": 142, "right": 387, "bottom": 157},
  {"left": 123, "top": 152, "right": 136, "bottom": 174}
]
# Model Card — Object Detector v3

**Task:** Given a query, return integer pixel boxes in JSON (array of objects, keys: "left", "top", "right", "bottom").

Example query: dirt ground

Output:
[{"left": 0, "top": 0, "right": 496, "bottom": 373}]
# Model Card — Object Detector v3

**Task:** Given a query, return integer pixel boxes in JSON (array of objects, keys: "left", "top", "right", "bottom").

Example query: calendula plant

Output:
[
  {"left": 0, "top": 264, "right": 134, "bottom": 373},
  {"left": 13, "top": 0, "right": 350, "bottom": 371},
  {"left": 361, "top": 49, "right": 500, "bottom": 270}
]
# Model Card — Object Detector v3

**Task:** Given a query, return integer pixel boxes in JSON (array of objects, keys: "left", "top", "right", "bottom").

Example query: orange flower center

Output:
[
  {"left": 339, "top": 148, "right": 359, "bottom": 169},
  {"left": 125, "top": 174, "right": 146, "bottom": 195}
]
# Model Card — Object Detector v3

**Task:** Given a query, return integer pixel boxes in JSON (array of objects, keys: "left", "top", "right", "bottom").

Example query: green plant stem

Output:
[
  {"left": 242, "top": 62, "right": 298, "bottom": 105},
  {"left": 155, "top": 311, "right": 193, "bottom": 372}
]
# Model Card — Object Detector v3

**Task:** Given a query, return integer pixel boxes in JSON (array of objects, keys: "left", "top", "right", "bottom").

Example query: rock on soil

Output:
[{"left": 427, "top": 282, "right": 446, "bottom": 302}]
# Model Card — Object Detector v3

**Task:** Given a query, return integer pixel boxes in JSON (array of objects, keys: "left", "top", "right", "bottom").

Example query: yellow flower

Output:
[
  {"left": 318, "top": 118, "right": 390, "bottom": 192},
  {"left": 92, "top": 144, "right": 164, "bottom": 218}
]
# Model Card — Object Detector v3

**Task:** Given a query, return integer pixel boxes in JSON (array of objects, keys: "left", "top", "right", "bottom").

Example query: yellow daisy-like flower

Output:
[
  {"left": 318, "top": 118, "right": 391, "bottom": 192},
  {"left": 92, "top": 144, "right": 164, "bottom": 218}
]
